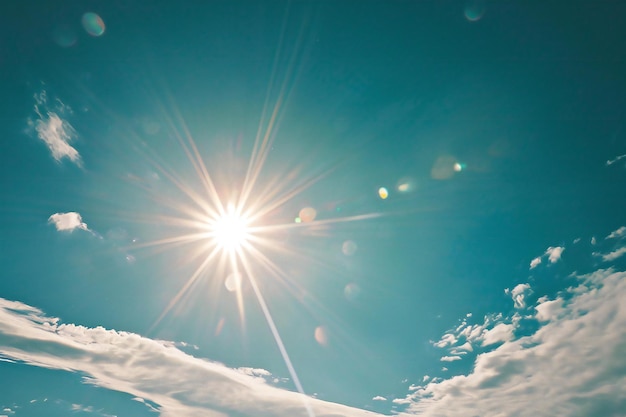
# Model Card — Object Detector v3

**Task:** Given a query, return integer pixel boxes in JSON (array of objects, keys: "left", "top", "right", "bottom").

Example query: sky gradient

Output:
[{"left": 1, "top": 1, "right": 626, "bottom": 417}]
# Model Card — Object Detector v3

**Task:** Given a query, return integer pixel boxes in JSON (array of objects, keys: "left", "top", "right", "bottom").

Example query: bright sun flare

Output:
[{"left": 210, "top": 206, "right": 250, "bottom": 251}]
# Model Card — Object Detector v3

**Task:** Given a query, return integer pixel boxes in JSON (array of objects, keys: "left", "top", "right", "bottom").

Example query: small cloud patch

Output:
[
  {"left": 48, "top": 212, "right": 90, "bottom": 233},
  {"left": 530, "top": 246, "right": 565, "bottom": 269}
]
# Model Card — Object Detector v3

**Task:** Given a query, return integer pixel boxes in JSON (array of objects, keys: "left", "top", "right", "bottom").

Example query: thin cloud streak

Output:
[
  {"left": 0, "top": 298, "right": 383, "bottom": 417},
  {"left": 606, "top": 226, "right": 626, "bottom": 240},
  {"left": 606, "top": 154, "right": 626, "bottom": 166},
  {"left": 599, "top": 246, "right": 626, "bottom": 262}
]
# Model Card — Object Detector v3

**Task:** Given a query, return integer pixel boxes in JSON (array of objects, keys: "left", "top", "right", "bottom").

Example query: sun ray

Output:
[
  {"left": 238, "top": 7, "right": 308, "bottom": 214},
  {"left": 120, "top": 13, "right": 402, "bottom": 417},
  {"left": 157, "top": 91, "right": 226, "bottom": 217},
  {"left": 149, "top": 243, "right": 223, "bottom": 333},
  {"left": 238, "top": 254, "right": 315, "bottom": 417},
  {"left": 239, "top": 4, "right": 290, "bottom": 213}
]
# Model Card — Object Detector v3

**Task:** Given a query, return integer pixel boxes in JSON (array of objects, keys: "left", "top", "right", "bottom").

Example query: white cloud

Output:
[
  {"left": 481, "top": 323, "right": 515, "bottom": 346},
  {"left": 530, "top": 257, "right": 542, "bottom": 269},
  {"left": 440, "top": 356, "right": 462, "bottom": 362},
  {"left": 530, "top": 246, "right": 565, "bottom": 270},
  {"left": 506, "top": 283, "right": 531, "bottom": 309},
  {"left": 606, "top": 153, "right": 626, "bottom": 166},
  {"left": 48, "top": 212, "right": 90, "bottom": 232},
  {"left": 400, "top": 268, "right": 626, "bottom": 417},
  {"left": 591, "top": 236, "right": 597, "bottom": 245},
  {"left": 606, "top": 226, "right": 626, "bottom": 240},
  {"left": 432, "top": 333, "right": 457, "bottom": 348},
  {"left": 372, "top": 396, "right": 386, "bottom": 401},
  {"left": 0, "top": 299, "right": 383, "bottom": 417},
  {"left": 546, "top": 246, "right": 564, "bottom": 263},
  {"left": 422, "top": 375, "right": 430, "bottom": 382},
  {"left": 535, "top": 297, "right": 564, "bottom": 322},
  {"left": 455, "top": 342, "right": 473, "bottom": 352},
  {"left": 599, "top": 247, "right": 626, "bottom": 262},
  {"left": 28, "top": 90, "right": 81, "bottom": 165}
]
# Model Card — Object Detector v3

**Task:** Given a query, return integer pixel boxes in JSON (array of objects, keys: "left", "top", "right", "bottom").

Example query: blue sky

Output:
[{"left": 1, "top": 1, "right": 626, "bottom": 416}]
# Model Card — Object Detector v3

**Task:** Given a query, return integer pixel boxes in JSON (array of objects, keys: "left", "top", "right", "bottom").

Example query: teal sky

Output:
[{"left": 1, "top": 1, "right": 626, "bottom": 416}]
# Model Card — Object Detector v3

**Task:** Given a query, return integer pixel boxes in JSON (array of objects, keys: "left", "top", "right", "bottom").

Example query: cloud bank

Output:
[
  {"left": 0, "top": 299, "right": 382, "bottom": 417},
  {"left": 403, "top": 262, "right": 626, "bottom": 416}
]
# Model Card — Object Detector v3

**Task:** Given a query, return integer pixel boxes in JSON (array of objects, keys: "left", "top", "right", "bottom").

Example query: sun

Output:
[{"left": 209, "top": 205, "right": 250, "bottom": 252}]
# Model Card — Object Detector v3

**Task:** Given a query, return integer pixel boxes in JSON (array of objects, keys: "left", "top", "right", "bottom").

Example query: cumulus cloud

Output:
[
  {"left": 506, "top": 283, "right": 531, "bottom": 309},
  {"left": 399, "top": 267, "right": 626, "bottom": 417},
  {"left": 372, "top": 396, "right": 386, "bottom": 401},
  {"left": 481, "top": 323, "right": 515, "bottom": 346},
  {"left": 432, "top": 333, "right": 457, "bottom": 348},
  {"left": 0, "top": 298, "right": 383, "bottom": 417},
  {"left": 546, "top": 246, "right": 564, "bottom": 263},
  {"left": 27, "top": 90, "right": 81, "bottom": 165},
  {"left": 535, "top": 297, "right": 564, "bottom": 322},
  {"left": 48, "top": 212, "right": 90, "bottom": 232}
]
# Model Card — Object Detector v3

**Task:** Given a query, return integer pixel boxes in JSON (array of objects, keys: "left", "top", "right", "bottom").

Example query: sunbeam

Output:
[{"left": 123, "top": 9, "right": 387, "bottom": 417}]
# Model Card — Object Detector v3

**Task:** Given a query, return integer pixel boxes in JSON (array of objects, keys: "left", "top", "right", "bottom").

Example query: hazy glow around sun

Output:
[{"left": 210, "top": 205, "right": 250, "bottom": 251}]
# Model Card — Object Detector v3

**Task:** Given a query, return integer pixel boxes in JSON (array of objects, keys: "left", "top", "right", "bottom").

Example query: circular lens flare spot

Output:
[
  {"left": 314, "top": 326, "right": 329, "bottom": 347},
  {"left": 344, "top": 283, "right": 361, "bottom": 302},
  {"left": 298, "top": 207, "right": 317, "bottom": 223},
  {"left": 81, "top": 12, "right": 105, "bottom": 37},
  {"left": 342, "top": 240, "right": 358, "bottom": 256},
  {"left": 225, "top": 272, "right": 243, "bottom": 292},
  {"left": 378, "top": 187, "right": 389, "bottom": 200}
]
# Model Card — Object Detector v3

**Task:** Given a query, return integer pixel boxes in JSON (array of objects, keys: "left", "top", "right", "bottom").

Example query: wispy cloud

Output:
[
  {"left": 598, "top": 247, "right": 626, "bottom": 262},
  {"left": 0, "top": 299, "right": 382, "bottom": 417},
  {"left": 606, "top": 226, "right": 626, "bottom": 240},
  {"left": 48, "top": 212, "right": 90, "bottom": 233},
  {"left": 440, "top": 356, "right": 462, "bottom": 362},
  {"left": 606, "top": 153, "right": 626, "bottom": 166},
  {"left": 399, "top": 267, "right": 626, "bottom": 416},
  {"left": 27, "top": 89, "right": 81, "bottom": 165}
]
